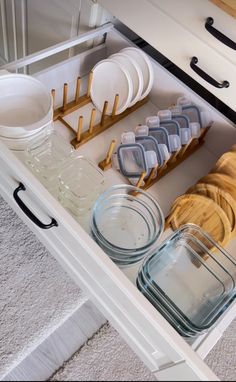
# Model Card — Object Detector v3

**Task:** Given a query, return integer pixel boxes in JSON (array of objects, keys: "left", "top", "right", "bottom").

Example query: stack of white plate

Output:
[
  {"left": 90, "top": 47, "right": 154, "bottom": 115},
  {"left": 0, "top": 71, "right": 53, "bottom": 151}
]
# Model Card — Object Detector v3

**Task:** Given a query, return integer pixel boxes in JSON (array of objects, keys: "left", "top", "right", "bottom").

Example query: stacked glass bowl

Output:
[
  {"left": 91, "top": 185, "right": 164, "bottom": 267},
  {"left": 137, "top": 224, "right": 236, "bottom": 338}
]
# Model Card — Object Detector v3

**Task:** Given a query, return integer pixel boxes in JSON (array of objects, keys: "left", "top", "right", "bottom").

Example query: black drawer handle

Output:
[
  {"left": 205, "top": 17, "right": 236, "bottom": 50},
  {"left": 13, "top": 183, "right": 58, "bottom": 229},
  {"left": 190, "top": 57, "right": 229, "bottom": 88}
]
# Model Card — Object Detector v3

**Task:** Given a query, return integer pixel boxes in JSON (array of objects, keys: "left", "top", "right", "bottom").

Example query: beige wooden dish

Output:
[
  {"left": 187, "top": 182, "right": 236, "bottom": 236},
  {"left": 211, "top": 151, "right": 236, "bottom": 178},
  {"left": 167, "top": 193, "right": 231, "bottom": 248},
  {"left": 198, "top": 173, "right": 236, "bottom": 202}
]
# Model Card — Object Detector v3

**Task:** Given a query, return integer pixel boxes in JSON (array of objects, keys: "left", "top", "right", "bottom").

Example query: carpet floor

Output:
[
  {"left": 0, "top": 195, "right": 83, "bottom": 379},
  {"left": 50, "top": 321, "right": 236, "bottom": 381}
]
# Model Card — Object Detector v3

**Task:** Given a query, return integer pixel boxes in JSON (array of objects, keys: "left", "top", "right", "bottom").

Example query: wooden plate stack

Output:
[{"left": 167, "top": 146, "right": 236, "bottom": 248}]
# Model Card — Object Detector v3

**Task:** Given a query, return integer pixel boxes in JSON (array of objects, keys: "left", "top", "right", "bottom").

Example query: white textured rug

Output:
[
  {"left": 50, "top": 320, "right": 236, "bottom": 381},
  {"left": 50, "top": 323, "right": 156, "bottom": 381},
  {"left": 0, "top": 195, "right": 85, "bottom": 379}
]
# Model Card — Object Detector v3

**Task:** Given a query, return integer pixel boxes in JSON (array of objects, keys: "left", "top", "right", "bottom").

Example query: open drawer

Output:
[{"left": 1, "top": 24, "right": 236, "bottom": 381}]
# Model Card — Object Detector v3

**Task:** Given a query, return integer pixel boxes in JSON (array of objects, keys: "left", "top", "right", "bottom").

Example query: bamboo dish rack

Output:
[
  {"left": 51, "top": 70, "right": 212, "bottom": 193},
  {"left": 51, "top": 71, "right": 148, "bottom": 149},
  {"left": 99, "top": 124, "right": 212, "bottom": 190}
]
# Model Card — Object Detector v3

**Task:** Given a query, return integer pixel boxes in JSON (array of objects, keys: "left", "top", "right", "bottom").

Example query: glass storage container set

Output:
[
  {"left": 25, "top": 131, "right": 105, "bottom": 217},
  {"left": 0, "top": 47, "right": 235, "bottom": 341}
]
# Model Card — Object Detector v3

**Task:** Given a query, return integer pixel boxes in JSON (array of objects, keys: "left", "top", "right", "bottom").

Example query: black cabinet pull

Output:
[
  {"left": 205, "top": 17, "right": 236, "bottom": 50},
  {"left": 190, "top": 56, "right": 229, "bottom": 88},
  {"left": 13, "top": 183, "right": 58, "bottom": 229}
]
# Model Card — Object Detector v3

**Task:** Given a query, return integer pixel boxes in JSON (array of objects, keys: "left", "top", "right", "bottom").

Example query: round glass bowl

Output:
[
  {"left": 91, "top": 185, "right": 164, "bottom": 266},
  {"left": 58, "top": 155, "right": 106, "bottom": 218}
]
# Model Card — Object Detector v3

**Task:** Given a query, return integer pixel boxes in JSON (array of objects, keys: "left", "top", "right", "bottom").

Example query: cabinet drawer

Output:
[
  {"left": 1, "top": 25, "right": 236, "bottom": 381},
  {"left": 148, "top": 0, "right": 236, "bottom": 66},
  {"left": 0, "top": 132, "right": 218, "bottom": 382},
  {"left": 98, "top": 0, "right": 236, "bottom": 111}
]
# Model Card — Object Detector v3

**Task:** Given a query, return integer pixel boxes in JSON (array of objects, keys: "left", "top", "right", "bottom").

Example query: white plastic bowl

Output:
[{"left": 0, "top": 71, "right": 53, "bottom": 139}]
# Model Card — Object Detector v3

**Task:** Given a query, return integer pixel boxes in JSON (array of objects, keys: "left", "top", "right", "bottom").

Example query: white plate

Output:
[
  {"left": 121, "top": 47, "right": 154, "bottom": 100},
  {"left": 90, "top": 59, "right": 133, "bottom": 115},
  {"left": 0, "top": 73, "right": 53, "bottom": 139},
  {"left": 109, "top": 53, "right": 144, "bottom": 107}
]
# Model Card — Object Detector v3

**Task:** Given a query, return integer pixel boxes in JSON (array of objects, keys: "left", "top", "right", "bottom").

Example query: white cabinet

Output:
[
  {"left": 98, "top": 0, "right": 236, "bottom": 111},
  {"left": 1, "top": 7, "right": 236, "bottom": 381},
  {"left": 148, "top": 0, "right": 236, "bottom": 66}
]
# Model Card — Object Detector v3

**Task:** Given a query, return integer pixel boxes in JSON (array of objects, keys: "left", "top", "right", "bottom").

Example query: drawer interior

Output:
[{"left": 6, "top": 27, "right": 236, "bottom": 358}]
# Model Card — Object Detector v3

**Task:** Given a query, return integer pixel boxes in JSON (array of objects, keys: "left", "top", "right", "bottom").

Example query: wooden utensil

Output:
[
  {"left": 187, "top": 182, "right": 236, "bottom": 236},
  {"left": 168, "top": 193, "right": 231, "bottom": 247}
]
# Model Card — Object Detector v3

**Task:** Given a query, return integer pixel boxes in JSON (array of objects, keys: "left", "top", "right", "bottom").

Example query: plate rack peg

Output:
[
  {"left": 158, "top": 159, "right": 169, "bottom": 176},
  {"left": 87, "top": 71, "right": 93, "bottom": 98},
  {"left": 75, "top": 77, "right": 81, "bottom": 103},
  {"left": 63, "top": 83, "right": 68, "bottom": 111},
  {"left": 51, "top": 89, "right": 56, "bottom": 111},
  {"left": 112, "top": 94, "right": 119, "bottom": 117},
  {"left": 143, "top": 164, "right": 159, "bottom": 188},
  {"left": 77, "top": 115, "right": 83, "bottom": 142},
  {"left": 178, "top": 138, "right": 193, "bottom": 159},
  {"left": 101, "top": 101, "right": 109, "bottom": 126},
  {"left": 168, "top": 148, "right": 182, "bottom": 164},
  {"left": 199, "top": 125, "right": 211, "bottom": 143},
  {"left": 89, "top": 108, "right": 96, "bottom": 134},
  {"left": 136, "top": 172, "right": 147, "bottom": 189},
  {"left": 98, "top": 139, "right": 116, "bottom": 171}
]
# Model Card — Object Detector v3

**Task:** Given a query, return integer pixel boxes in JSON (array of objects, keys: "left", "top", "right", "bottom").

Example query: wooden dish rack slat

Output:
[
  {"left": 52, "top": 71, "right": 212, "bottom": 191},
  {"left": 52, "top": 71, "right": 149, "bottom": 149}
]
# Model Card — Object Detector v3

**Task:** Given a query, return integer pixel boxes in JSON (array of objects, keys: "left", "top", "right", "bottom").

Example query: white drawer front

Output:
[
  {"left": 0, "top": 137, "right": 218, "bottom": 381},
  {"left": 149, "top": 0, "right": 236, "bottom": 66},
  {"left": 98, "top": 0, "right": 236, "bottom": 111}
]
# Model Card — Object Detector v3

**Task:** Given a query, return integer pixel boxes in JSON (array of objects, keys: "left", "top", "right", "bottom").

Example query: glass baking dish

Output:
[
  {"left": 138, "top": 225, "right": 236, "bottom": 333},
  {"left": 137, "top": 271, "right": 198, "bottom": 338}
]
